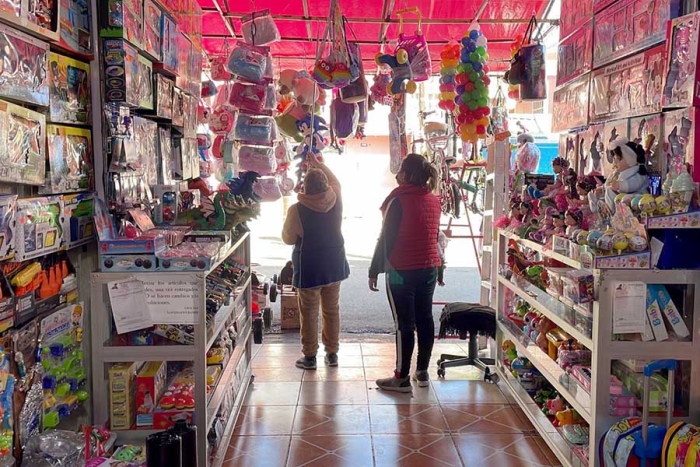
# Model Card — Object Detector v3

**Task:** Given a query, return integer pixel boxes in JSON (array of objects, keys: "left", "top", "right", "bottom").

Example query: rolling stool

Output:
[{"left": 437, "top": 302, "right": 497, "bottom": 383}]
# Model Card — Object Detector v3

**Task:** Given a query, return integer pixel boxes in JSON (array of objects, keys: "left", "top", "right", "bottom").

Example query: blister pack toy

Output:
[
  {"left": 40, "top": 303, "right": 89, "bottom": 430},
  {"left": 237, "top": 146, "right": 277, "bottom": 175},
  {"left": 143, "top": 0, "right": 162, "bottom": 61},
  {"left": 241, "top": 9, "right": 280, "bottom": 45},
  {"left": 158, "top": 127, "right": 174, "bottom": 184},
  {"left": 593, "top": 0, "right": 680, "bottom": 68},
  {"left": 226, "top": 42, "right": 271, "bottom": 84},
  {"left": 664, "top": 107, "right": 700, "bottom": 181},
  {"left": 234, "top": 114, "right": 276, "bottom": 146},
  {"left": 560, "top": 0, "right": 593, "bottom": 39},
  {"left": 0, "top": 0, "right": 20, "bottom": 19},
  {"left": 133, "top": 116, "right": 158, "bottom": 186},
  {"left": 590, "top": 45, "right": 664, "bottom": 123},
  {"left": 137, "top": 55, "right": 154, "bottom": 110},
  {"left": 188, "top": 49, "right": 203, "bottom": 98},
  {"left": 63, "top": 192, "right": 95, "bottom": 248},
  {"left": 0, "top": 99, "right": 47, "bottom": 186},
  {"left": 0, "top": 345, "right": 15, "bottom": 460},
  {"left": 551, "top": 74, "right": 590, "bottom": 133},
  {"left": 0, "top": 196, "right": 17, "bottom": 261},
  {"left": 172, "top": 87, "right": 185, "bottom": 128},
  {"left": 40, "top": 125, "right": 93, "bottom": 194},
  {"left": 103, "top": 39, "right": 140, "bottom": 107},
  {"left": 13, "top": 197, "right": 65, "bottom": 261},
  {"left": 99, "top": 0, "right": 143, "bottom": 49},
  {"left": 663, "top": 11, "right": 700, "bottom": 108},
  {"left": 26, "top": 0, "right": 59, "bottom": 39},
  {"left": 556, "top": 21, "right": 593, "bottom": 87},
  {"left": 0, "top": 24, "right": 50, "bottom": 107},
  {"left": 48, "top": 52, "right": 91, "bottom": 125},
  {"left": 153, "top": 74, "right": 174, "bottom": 119},
  {"left": 158, "top": 12, "right": 179, "bottom": 76},
  {"left": 57, "top": 0, "right": 93, "bottom": 57},
  {"left": 175, "top": 33, "right": 192, "bottom": 91}
]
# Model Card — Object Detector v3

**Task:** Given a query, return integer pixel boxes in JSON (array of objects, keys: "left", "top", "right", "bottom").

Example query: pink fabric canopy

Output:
[{"left": 197, "top": 0, "right": 551, "bottom": 72}]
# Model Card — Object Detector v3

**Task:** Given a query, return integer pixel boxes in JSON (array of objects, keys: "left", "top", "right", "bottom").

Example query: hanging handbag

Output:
[
  {"left": 340, "top": 40, "right": 368, "bottom": 103},
  {"left": 313, "top": 0, "right": 354, "bottom": 89},
  {"left": 505, "top": 16, "right": 538, "bottom": 86}
]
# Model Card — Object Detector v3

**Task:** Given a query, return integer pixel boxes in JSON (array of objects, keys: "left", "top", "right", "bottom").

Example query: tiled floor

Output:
[{"left": 224, "top": 342, "right": 562, "bottom": 467}]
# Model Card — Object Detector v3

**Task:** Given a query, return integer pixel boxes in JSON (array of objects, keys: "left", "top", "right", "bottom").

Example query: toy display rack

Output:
[
  {"left": 479, "top": 135, "right": 509, "bottom": 306},
  {"left": 494, "top": 230, "right": 700, "bottom": 467},
  {"left": 90, "top": 232, "right": 253, "bottom": 467}
]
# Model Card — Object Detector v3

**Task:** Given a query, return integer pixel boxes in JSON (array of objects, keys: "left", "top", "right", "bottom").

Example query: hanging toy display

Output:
[
  {"left": 438, "top": 43, "right": 460, "bottom": 112},
  {"left": 312, "top": 0, "right": 359, "bottom": 89},
  {"left": 507, "top": 34, "right": 524, "bottom": 100},
  {"left": 491, "top": 80, "right": 509, "bottom": 134},
  {"left": 293, "top": 115, "right": 328, "bottom": 191},
  {"left": 454, "top": 24, "right": 491, "bottom": 142},
  {"left": 370, "top": 71, "right": 394, "bottom": 105}
]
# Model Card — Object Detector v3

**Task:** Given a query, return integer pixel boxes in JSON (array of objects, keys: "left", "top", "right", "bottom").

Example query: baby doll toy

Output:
[
  {"left": 293, "top": 114, "right": 328, "bottom": 191},
  {"left": 564, "top": 208, "right": 584, "bottom": 238},
  {"left": 551, "top": 211, "right": 566, "bottom": 236},
  {"left": 529, "top": 207, "right": 558, "bottom": 243}
]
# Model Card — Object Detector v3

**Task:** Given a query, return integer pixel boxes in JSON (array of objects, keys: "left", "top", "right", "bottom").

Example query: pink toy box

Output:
[
  {"left": 593, "top": 0, "right": 680, "bottom": 68},
  {"left": 552, "top": 74, "right": 591, "bottom": 132},
  {"left": 556, "top": 21, "right": 593, "bottom": 87},
  {"left": 663, "top": 107, "right": 700, "bottom": 181},
  {"left": 629, "top": 114, "right": 664, "bottom": 175},
  {"left": 602, "top": 119, "right": 631, "bottom": 177},
  {"left": 590, "top": 45, "right": 665, "bottom": 123},
  {"left": 593, "top": 0, "right": 617, "bottom": 13},
  {"left": 560, "top": 0, "right": 593, "bottom": 40},
  {"left": 663, "top": 11, "right": 700, "bottom": 109}
]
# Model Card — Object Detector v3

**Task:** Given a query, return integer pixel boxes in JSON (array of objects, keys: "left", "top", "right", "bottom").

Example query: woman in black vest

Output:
[{"left": 282, "top": 155, "right": 350, "bottom": 370}]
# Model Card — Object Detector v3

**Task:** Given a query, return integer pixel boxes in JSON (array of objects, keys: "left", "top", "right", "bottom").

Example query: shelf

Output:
[
  {"left": 206, "top": 275, "right": 251, "bottom": 351},
  {"left": 500, "top": 231, "right": 584, "bottom": 270},
  {"left": 497, "top": 365, "right": 576, "bottom": 467},
  {"left": 497, "top": 274, "right": 594, "bottom": 349},
  {"left": 101, "top": 345, "right": 196, "bottom": 362},
  {"left": 204, "top": 232, "right": 250, "bottom": 276},
  {"left": 499, "top": 321, "right": 592, "bottom": 424},
  {"left": 609, "top": 341, "right": 694, "bottom": 359},
  {"left": 210, "top": 364, "right": 253, "bottom": 467},
  {"left": 207, "top": 318, "right": 252, "bottom": 429}
]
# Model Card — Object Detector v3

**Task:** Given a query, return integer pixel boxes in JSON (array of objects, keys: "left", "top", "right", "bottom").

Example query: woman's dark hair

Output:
[
  {"left": 400, "top": 153, "right": 439, "bottom": 191},
  {"left": 627, "top": 141, "right": 648, "bottom": 176}
]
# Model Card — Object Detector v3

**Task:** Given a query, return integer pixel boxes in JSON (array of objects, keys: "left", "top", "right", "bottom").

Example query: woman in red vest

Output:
[{"left": 369, "top": 153, "right": 443, "bottom": 392}]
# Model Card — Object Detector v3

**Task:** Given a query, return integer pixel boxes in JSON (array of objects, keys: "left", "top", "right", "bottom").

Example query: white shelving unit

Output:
[
  {"left": 90, "top": 232, "right": 253, "bottom": 467},
  {"left": 494, "top": 230, "right": 700, "bottom": 467},
  {"left": 480, "top": 135, "right": 510, "bottom": 306}
]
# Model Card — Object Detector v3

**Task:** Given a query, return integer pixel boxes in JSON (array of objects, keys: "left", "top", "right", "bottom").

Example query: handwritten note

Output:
[{"left": 136, "top": 274, "right": 203, "bottom": 324}]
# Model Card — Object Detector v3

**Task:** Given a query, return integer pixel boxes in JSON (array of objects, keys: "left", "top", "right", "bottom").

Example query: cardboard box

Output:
[
  {"left": 135, "top": 361, "right": 166, "bottom": 427},
  {"left": 0, "top": 100, "right": 47, "bottom": 186},
  {"left": 103, "top": 39, "right": 140, "bottom": 107},
  {"left": 649, "top": 284, "right": 690, "bottom": 338},
  {"left": 108, "top": 362, "right": 137, "bottom": 430},
  {"left": 645, "top": 286, "right": 669, "bottom": 341},
  {"left": 0, "top": 23, "right": 50, "bottom": 106},
  {"left": 47, "top": 52, "right": 91, "bottom": 125},
  {"left": 99, "top": 0, "right": 143, "bottom": 49},
  {"left": 281, "top": 286, "right": 300, "bottom": 330},
  {"left": 63, "top": 193, "right": 96, "bottom": 249}
]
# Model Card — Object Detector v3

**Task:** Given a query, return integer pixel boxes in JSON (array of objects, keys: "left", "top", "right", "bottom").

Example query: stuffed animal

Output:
[
  {"left": 546, "top": 396, "right": 566, "bottom": 416},
  {"left": 535, "top": 318, "right": 557, "bottom": 353},
  {"left": 502, "top": 340, "right": 518, "bottom": 364},
  {"left": 293, "top": 115, "right": 328, "bottom": 190},
  {"left": 226, "top": 172, "right": 262, "bottom": 203}
]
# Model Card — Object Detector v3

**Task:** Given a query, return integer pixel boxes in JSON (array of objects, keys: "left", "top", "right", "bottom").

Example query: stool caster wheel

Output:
[
  {"left": 437, "top": 359, "right": 444, "bottom": 367},
  {"left": 437, "top": 368, "right": 446, "bottom": 378},
  {"left": 484, "top": 368, "right": 499, "bottom": 384}
]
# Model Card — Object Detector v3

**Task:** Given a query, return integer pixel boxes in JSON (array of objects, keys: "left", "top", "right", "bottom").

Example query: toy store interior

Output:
[{"left": 1, "top": 0, "right": 700, "bottom": 465}]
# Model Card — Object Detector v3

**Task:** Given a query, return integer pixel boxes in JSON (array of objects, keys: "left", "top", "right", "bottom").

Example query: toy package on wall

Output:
[
  {"left": 560, "top": 0, "right": 593, "bottom": 39},
  {"left": 137, "top": 54, "right": 154, "bottom": 110},
  {"left": 103, "top": 39, "right": 140, "bottom": 107},
  {"left": 13, "top": 197, "right": 66, "bottom": 261},
  {"left": 630, "top": 114, "right": 663, "bottom": 175},
  {"left": 172, "top": 87, "right": 185, "bottom": 127},
  {"left": 593, "top": 0, "right": 616, "bottom": 12},
  {"left": 0, "top": 99, "right": 46, "bottom": 185},
  {"left": 133, "top": 116, "right": 158, "bottom": 186},
  {"left": 0, "top": 0, "right": 20, "bottom": 19},
  {"left": 41, "top": 125, "right": 93, "bottom": 194},
  {"left": 580, "top": 124, "right": 605, "bottom": 174},
  {"left": 153, "top": 74, "right": 174, "bottom": 119},
  {"left": 99, "top": 0, "right": 143, "bottom": 49},
  {"left": 0, "top": 24, "right": 50, "bottom": 107},
  {"left": 590, "top": 45, "right": 664, "bottom": 123},
  {"left": 663, "top": 107, "right": 700, "bottom": 181},
  {"left": 552, "top": 74, "right": 591, "bottom": 132},
  {"left": 663, "top": 11, "right": 700, "bottom": 108},
  {"left": 0, "top": 195, "right": 17, "bottom": 261},
  {"left": 175, "top": 33, "right": 192, "bottom": 91},
  {"left": 188, "top": 48, "right": 202, "bottom": 98},
  {"left": 183, "top": 93, "right": 197, "bottom": 137},
  {"left": 48, "top": 52, "right": 91, "bottom": 125},
  {"left": 57, "top": 0, "right": 93, "bottom": 57},
  {"left": 556, "top": 21, "right": 593, "bottom": 87},
  {"left": 63, "top": 192, "right": 95, "bottom": 247},
  {"left": 143, "top": 0, "right": 162, "bottom": 61},
  {"left": 559, "top": 133, "right": 579, "bottom": 173},
  {"left": 602, "top": 119, "right": 631, "bottom": 177},
  {"left": 158, "top": 127, "right": 174, "bottom": 184},
  {"left": 26, "top": 0, "right": 60, "bottom": 40},
  {"left": 158, "top": 11, "right": 178, "bottom": 76},
  {"left": 593, "top": 0, "right": 680, "bottom": 68}
]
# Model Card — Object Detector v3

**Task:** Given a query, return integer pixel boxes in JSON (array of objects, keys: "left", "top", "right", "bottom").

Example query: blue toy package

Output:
[
  {"left": 234, "top": 114, "right": 276, "bottom": 146},
  {"left": 226, "top": 42, "right": 271, "bottom": 84}
]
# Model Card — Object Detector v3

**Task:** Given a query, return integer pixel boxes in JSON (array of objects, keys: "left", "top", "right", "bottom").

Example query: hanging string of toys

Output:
[
  {"left": 454, "top": 24, "right": 491, "bottom": 142},
  {"left": 438, "top": 43, "right": 460, "bottom": 112}
]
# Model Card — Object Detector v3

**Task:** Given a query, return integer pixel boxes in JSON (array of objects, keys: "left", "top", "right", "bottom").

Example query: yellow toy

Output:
[
  {"left": 655, "top": 195, "right": 672, "bottom": 215},
  {"left": 612, "top": 232, "right": 629, "bottom": 253},
  {"left": 638, "top": 195, "right": 656, "bottom": 215},
  {"left": 556, "top": 408, "right": 582, "bottom": 426}
]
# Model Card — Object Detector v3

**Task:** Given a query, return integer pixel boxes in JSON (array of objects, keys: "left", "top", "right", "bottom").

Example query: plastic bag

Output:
[
  {"left": 24, "top": 430, "right": 85, "bottom": 466},
  {"left": 229, "top": 81, "right": 269, "bottom": 113},
  {"left": 209, "top": 106, "right": 236, "bottom": 135},
  {"left": 234, "top": 114, "right": 276, "bottom": 145},
  {"left": 237, "top": 145, "right": 277, "bottom": 175},
  {"left": 241, "top": 10, "right": 280, "bottom": 46},
  {"left": 226, "top": 43, "right": 271, "bottom": 84},
  {"left": 210, "top": 56, "right": 232, "bottom": 81},
  {"left": 253, "top": 176, "right": 283, "bottom": 201}
]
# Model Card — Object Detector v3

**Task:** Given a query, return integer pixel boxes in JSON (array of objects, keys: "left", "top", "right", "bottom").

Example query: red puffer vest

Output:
[{"left": 381, "top": 184, "right": 441, "bottom": 271}]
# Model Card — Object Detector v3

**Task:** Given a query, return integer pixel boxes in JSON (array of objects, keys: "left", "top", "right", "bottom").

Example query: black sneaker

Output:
[
  {"left": 295, "top": 356, "right": 317, "bottom": 370},
  {"left": 376, "top": 375, "right": 412, "bottom": 393},
  {"left": 325, "top": 353, "right": 338, "bottom": 367}
]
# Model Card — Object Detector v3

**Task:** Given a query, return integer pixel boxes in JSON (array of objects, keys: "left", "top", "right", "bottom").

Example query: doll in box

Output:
[{"left": 589, "top": 137, "right": 649, "bottom": 212}]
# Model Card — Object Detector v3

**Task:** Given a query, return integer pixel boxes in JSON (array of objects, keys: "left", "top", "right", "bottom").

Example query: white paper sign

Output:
[
  {"left": 136, "top": 274, "right": 203, "bottom": 325},
  {"left": 612, "top": 282, "right": 647, "bottom": 334},
  {"left": 107, "top": 279, "right": 153, "bottom": 334}
]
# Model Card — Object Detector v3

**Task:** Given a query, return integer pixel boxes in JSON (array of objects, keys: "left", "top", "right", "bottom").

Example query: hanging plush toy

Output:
[{"left": 293, "top": 115, "right": 328, "bottom": 190}]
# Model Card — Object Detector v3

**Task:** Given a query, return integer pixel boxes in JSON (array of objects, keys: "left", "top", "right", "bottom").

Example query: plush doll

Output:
[
  {"left": 546, "top": 396, "right": 566, "bottom": 416},
  {"left": 293, "top": 115, "right": 328, "bottom": 190},
  {"left": 502, "top": 340, "right": 518, "bottom": 365}
]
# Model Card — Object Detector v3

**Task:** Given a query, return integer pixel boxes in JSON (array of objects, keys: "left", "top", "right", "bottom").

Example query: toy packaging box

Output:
[
  {"left": 135, "top": 361, "right": 166, "bottom": 426},
  {"left": 593, "top": 0, "right": 616, "bottom": 12},
  {"left": 138, "top": 54, "right": 154, "bottom": 110},
  {"left": 103, "top": 39, "right": 140, "bottom": 107},
  {"left": 153, "top": 73, "right": 174, "bottom": 119},
  {"left": 99, "top": 0, "right": 143, "bottom": 48},
  {"left": 663, "top": 11, "right": 700, "bottom": 109},
  {"left": 0, "top": 23, "right": 50, "bottom": 106},
  {"left": 0, "top": 99, "right": 47, "bottom": 186},
  {"left": 188, "top": 48, "right": 203, "bottom": 98},
  {"left": 602, "top": 119, "right": 631, "bottom": 177},
  {"left": 108, "top": 362, "right": 137, "bottom": 430},
  {"left": 552, "top": 74, "right": 591, "bottom": 133},
  {"left": 175, "top": 33, "right": 192, "bottom": 92},
  {"left": 158, "top": 127, "right": 174, "bottom": 184},
  {"left": 0, "top": 195, "right": 17, "bottom": 261},
  {"left": 143, "top": 0, "right": 162, "bottom": 61},
  {"left": 0, "top": 0, "right": 20, "bottom": 19},
  {"left": 57, "top": 0, "right": 93, "bottom": 57},
  {"left": 559, "top": 0, "right": 593, "bottom": 39},
  {"left": 153, "top": 366, "right": 196, "bottom": 430},
  {"left": 26, "top": 0, "right": 60, "bottom": 40},
  {"left": 13, "top": 197, "right": 66, "bottom": 261},
  {"left": 593, "top": 0, "right": 680, "bottom": 68},
  {"left": 172, "top": 87, "right": 185, "bottom": 127},
  {"left": 40, "top": 125, "right": 93, "bottom": 194},
  {"left": 559, "top": 133, "right": 579, "bottom": 173},
  {"left": 158, "top": 11, "right": 179, "bottom": 76},
  {"left": 663, "top": 107, "right": 700, "bottom": 181},
  {"left": 94, "top": 198, "right": 166, "bottom": 254},
  {"left": 556, "top": 21, "right": 593, "bottom": 87},
  {"left": 590, "top": 45, "right": 665, "bottom": 123},
  {"left": 63, "top": 192, "right": 95, "bottom": 248},
  {"left": 649, "top": 284, "right": 690, "bottom": 337},
  {"left": 645, "top": 286, "right": 669, "bottom": 340},
  {"left": 48, "top": 52, "right": 91, "bottom": 125},
  {"left": 629, "top": 114, "right": 663, "bottom": 175},
  {"left": 132, "top": 116, "right": 158, "bottom": 186}
]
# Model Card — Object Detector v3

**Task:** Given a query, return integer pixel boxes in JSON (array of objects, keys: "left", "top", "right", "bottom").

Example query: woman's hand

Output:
[
  {"left": 438, "top": 280, "right": 445, "bottom": 287},
  {"left": 368, "top": 277, "right": 379, "bottom": 292}
]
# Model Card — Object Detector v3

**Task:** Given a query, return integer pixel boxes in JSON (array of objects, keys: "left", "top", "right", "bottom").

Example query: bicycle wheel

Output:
[{"left": 451, "top": 182, "right": 461, "bottom": 218}]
